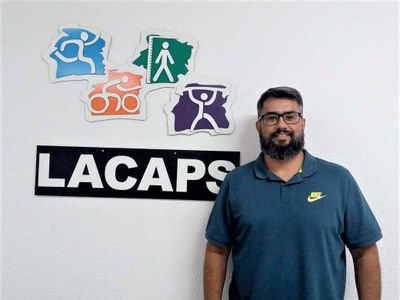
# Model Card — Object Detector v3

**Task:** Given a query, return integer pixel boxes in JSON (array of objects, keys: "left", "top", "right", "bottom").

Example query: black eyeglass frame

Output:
[{"left": 258, "top": 112, "right": 303, "bottom": 126}]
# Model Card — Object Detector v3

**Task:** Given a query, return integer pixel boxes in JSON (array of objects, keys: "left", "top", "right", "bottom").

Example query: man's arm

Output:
[
  {"left": 350, "top": 243, "right": 381, "bottom": 300},
  {"left": 204, "top": 241, "right": 231, "bottom": 300}
]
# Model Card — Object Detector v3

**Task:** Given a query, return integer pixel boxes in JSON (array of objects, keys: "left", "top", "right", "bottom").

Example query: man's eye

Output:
[
  {"left": 284, "top": 114, "right": 296, "bottom": 121},
  {"left": 265, "top": 115, "right": 278, "bottom": 121}
]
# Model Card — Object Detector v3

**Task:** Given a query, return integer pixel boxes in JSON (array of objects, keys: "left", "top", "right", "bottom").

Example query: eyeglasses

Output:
[{"left": 258, "top": 112, "right": 302, "bottom": 126}]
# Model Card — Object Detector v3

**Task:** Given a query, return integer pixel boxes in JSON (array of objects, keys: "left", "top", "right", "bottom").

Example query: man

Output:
[{"left": 204, "top": 87, "right": 382, "bottom": 300}]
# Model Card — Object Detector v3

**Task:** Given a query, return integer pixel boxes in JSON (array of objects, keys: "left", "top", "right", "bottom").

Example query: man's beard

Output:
[{"left": 259, "top": 129, "right": 305, "bottom": 160}]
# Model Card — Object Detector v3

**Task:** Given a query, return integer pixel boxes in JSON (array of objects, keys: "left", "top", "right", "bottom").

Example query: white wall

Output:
[{"left": 1, "top": 1, "right": 398, "bottom": 299}]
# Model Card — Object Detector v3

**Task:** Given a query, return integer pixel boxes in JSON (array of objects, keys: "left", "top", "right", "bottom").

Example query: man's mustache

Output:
[{"left": 272, "top": 129, "right": 293, "bottom": 137}]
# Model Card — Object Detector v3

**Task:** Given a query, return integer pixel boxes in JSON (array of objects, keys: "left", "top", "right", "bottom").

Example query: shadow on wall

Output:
[{"left": 237, "top": 115, "right": 260, "bottom": 165}]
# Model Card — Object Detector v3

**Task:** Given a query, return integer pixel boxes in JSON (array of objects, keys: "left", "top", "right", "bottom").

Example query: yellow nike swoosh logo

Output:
[{"left": 307, "top": 195, "right": 327, "bottom": 202}]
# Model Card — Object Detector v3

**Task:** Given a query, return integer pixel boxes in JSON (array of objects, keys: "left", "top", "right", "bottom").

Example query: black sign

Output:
[{"left": 35, "top": 145, "right": 240, "bottom": 201}]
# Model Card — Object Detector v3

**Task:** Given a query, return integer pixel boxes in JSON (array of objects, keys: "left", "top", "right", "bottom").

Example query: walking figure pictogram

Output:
[{"left": 153, "top": 42, "right": 175, "bottom": 82}]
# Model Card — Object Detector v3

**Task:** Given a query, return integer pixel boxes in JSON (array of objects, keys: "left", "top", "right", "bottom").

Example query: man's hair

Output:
[{"left": 257, "top": 87, "right": 303, "bottom": 116}]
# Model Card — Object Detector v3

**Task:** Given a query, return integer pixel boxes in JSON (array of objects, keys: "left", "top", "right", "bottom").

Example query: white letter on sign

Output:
[
  {"left": 67, "top": 154, "right": 103, "bottom": 188},
  {"left": 138, "top": 158, "right": 173, "bottom": 191},
  {"left": 207, "top": 160, "right": 236, "bottom": 194},
  {"left": 105, "top": 156, "right": 137, "bottom": 190},
  {"left": 38, "top": 153, "right": 65, "bottom": 187},
  {"left": 176, "top": 159, "right": 206, "bottom": 192}
]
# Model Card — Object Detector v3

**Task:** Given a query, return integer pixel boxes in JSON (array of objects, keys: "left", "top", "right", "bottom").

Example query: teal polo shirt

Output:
[{"left": 205, "top": 150, "right": 382, "bottom": 300}]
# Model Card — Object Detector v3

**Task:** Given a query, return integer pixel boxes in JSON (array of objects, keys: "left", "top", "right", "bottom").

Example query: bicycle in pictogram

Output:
[{"left": 88, "top": 75, "right": 141, "bottom": 114}]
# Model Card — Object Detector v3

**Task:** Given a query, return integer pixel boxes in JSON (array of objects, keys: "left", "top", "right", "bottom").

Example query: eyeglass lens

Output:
[{"left": 261, "top": 112, "right": 300, "bottom": 125}]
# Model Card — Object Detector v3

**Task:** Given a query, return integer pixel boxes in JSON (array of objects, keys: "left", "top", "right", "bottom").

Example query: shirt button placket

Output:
[{"left": 281, "top": 185, "right": 291, "bottom": 204}]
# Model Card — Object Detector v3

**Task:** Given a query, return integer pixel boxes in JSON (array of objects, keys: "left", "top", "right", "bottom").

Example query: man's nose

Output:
[{"left": 276, "top": 116, "right": 288, "bottom": 128}]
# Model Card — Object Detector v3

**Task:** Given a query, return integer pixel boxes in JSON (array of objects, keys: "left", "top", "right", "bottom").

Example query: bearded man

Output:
[{"left": 204, "top": 87, "right": 382, "bottom": 300}]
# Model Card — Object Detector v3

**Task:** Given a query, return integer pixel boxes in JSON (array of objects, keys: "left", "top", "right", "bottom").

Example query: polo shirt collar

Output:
[
  {"left": 254, "top": 149, "right": 317, "bottom": 180},
  {"left": 300, "top": 150, "right": 318, "bottom": 178}
]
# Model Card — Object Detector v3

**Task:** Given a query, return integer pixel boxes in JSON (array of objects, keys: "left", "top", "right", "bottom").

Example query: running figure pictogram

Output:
[{"left": 54, "top": 31, "right": 99, "bottom": 74}]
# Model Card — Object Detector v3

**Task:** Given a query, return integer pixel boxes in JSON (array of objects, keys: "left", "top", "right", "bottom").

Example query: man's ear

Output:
[{"left": 256, "top": 120, "right": 261, "bottom": 134}]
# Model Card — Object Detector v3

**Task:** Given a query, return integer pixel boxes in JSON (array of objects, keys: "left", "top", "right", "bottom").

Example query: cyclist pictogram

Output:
[
  {"left": 88, "top": 75, "right": 141, "bottom": 114},
  {"left": 81, "top": 68, "right": 146, "bottom": 121}
]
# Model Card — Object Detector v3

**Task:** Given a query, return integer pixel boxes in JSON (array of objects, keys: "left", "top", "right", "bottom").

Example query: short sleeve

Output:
[
  {"left": 205, "top": 175, "right": 234, "bottom": 248},
  {"left": 343, "top": 172, "right": 382, "bottom": 249}
]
